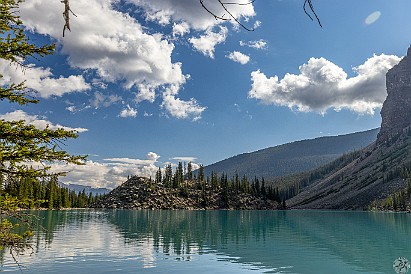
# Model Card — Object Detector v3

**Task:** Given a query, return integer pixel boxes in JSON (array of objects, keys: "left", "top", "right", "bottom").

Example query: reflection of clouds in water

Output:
[
  {"left": 4, "top": 219, "right": 159, "bottom": 270},
  {"left": 365, "top": 11, "right": 381, "bottom": 25},
  {"left": 136, "top": 236, "right": 156, "bottom": 268}
]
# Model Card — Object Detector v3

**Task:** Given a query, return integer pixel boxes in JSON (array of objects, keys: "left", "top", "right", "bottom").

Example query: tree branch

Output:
[
  {"left": 62, "top": 0, "right": 77, "bottom": 37},
  {"left": 200, "top": 0, "right": 322, "bottom": 31},
  {"left": 303, "top": 0, "right": 322, "bottom": 27}
]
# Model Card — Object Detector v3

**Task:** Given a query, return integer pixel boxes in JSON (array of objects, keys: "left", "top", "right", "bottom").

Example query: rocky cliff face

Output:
[{"left": 378, "top": 46, "right": 411, "bottom": 141}]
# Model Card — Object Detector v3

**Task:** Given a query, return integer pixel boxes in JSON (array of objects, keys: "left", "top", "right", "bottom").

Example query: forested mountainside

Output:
[
  {"left": 286, "top": 129, "right": 411, "bottom": 209},
  {"left": 203, "top": 128, "right": 379, "bottom": 180},
  {"left": 287, "top": 128, "right": 411, "bottom": 209},
  {"left": 286, "top": 46, "right": 411, "bottom": 210}
]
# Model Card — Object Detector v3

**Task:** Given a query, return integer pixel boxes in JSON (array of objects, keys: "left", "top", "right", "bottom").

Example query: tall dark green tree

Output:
[
  {"left": 177, "top": 162, "right": 184, "bottom": 187},
  {"left": 198, "top": 165, "right": 205, "bottom": 183},
  {"left": 155, "top": 167, "right": 162, "bottom": 184},
  {"left": 187, "top": 162, "right": 193, "bottom": 180},
  {"left": 163, "top": 164, "right": 173, "bottom": 188}
]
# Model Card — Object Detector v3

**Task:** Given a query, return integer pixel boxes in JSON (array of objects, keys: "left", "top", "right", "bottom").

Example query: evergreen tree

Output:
[
  {"left": 155, "top": 167, "right": 162, "bottom": 184},
  {"left": 177, "top": 162, "right": 184, "bottom": 187},
  {"left": 0, "top": 0, "right": 86, "bottom": 253},
  {"left": 211, "top": 171, "right": 218, "bottom": 190},
  {"left": 198, "top": 165, "right": 205, "bottom": 183},
  {"left": 254, "top": 177, "right": 260, "bottom": 197},
  {"left": 46, "top": 176, "right": 59, "bottom": 209},
  {"left": 261, "top": 177, "right": 266, "bottom": 198},
  {"left": 164, "top": 164, "right": 173, "bottom": 188},
  {"left": 241, "top": 175, "right": 249, "bottom": 193},
  {"left": 187, "top": 162, "right": 193, "bottom": 180}
]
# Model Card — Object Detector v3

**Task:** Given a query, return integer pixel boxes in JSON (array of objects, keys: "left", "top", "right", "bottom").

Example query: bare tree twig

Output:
[
  {"left": 218, "top": 0, "right": 254, "bottom": 31},
  {"left": 200, "top": 0, "right": 322, "bottom": 31},
  {"left": 303, "top": 0, "right": 322, "bottom": 27},
  {"left": 200, "top": 0, "right": 230, "bottom": 21},
  {"left": 62, "top": 0, "right": 77, "bottom": 37},
  {"left": 200, "top": 0, "right": 255, "bottom": 31},
  {"left": 220, "top": 0, "right": 256, "bottom": 5}
]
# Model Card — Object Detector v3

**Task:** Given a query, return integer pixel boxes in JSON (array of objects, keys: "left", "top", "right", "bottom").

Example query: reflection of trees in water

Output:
[
  {"left": 106, "top": 210, "right": 285, "bottom": 257},
  {"left": 2, "top": 210, "right": 411, "bottom": 273},
  {"left": 106, "top": 210, "right": 411, "bottom": 273}
]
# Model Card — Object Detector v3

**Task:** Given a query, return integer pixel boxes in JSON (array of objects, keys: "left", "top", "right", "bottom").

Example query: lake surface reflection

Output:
[{"left": 1, "top": 210, "right": 411, "bottom": 273}]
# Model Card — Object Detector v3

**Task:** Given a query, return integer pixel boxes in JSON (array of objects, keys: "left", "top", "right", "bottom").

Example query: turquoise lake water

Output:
[{"left": 1, "top": 210, "right": 411, "bottom": 273}]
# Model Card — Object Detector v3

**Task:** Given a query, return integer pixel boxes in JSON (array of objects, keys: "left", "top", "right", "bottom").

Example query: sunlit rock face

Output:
[{"left": 378, "top": 46, "right": 411, "bottom": 141}]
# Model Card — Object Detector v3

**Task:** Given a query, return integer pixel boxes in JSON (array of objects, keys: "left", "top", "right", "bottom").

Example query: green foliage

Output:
[
  {"left": 0, "top": 118, "right": 86, "bottom": 178},
  {"left": 0, "top": 195, "right": 33, "bottom": 253},
  {"left": 0, "top": 0, "right": 54, "bottom": 105},
  {"left": 0, "top": 0, "right": 86, "bottom": 253},
  {"left": 371, "top": 174, "right": 411, "bottom": 211}
]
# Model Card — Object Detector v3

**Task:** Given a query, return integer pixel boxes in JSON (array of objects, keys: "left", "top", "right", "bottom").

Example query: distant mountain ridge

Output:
[
  {"left": 203, "top": 128, "right": 379, "bottom": 180},
  {"left": 60, "top": 183, "right": 110, "bottom": 195}
]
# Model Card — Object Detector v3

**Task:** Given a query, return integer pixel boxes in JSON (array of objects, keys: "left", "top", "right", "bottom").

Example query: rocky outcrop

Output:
[
  {"left": 378, "top": 46, "right": 411, "bottom": 141},
  {"left": 90, "top": 176, "right": 279, "bottom": 210}
]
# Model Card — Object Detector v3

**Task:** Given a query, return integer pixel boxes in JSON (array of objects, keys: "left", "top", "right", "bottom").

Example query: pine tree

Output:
[
  {"left": 255, "top": 177, "right": 260, "bottom": 197},
  {"left": 187, "top": 162, "right": 193, "bottom": 180},
  {"left": 177, "top": 162, "right": 184, "bottom": 187},
  {"left": 261, "top": 177, "right": 266, "bottom": 198},
  {"left": 155, "top": 167, "right": 162, "bottom": 184},
  {"left": 198, "top": 165, "right": 205, "bottom": 183},
  {"left": 164, "top": 164, "right": 173, "bottom": 188}
]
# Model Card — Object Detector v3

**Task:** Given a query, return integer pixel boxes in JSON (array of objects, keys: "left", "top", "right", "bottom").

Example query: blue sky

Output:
[{"left": 1, "top": 0, "right": 411, "bottom": 188}]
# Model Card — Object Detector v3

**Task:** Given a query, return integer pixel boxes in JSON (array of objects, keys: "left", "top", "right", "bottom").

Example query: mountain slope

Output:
[
  {"left": 203, "top": 128, "right": 379, "bottom": 180},
  {"left": 287, "top": 129, "right": 411, "bottom": 209}
]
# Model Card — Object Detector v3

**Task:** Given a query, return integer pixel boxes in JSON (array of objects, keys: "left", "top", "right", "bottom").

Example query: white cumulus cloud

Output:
[
  {"left": 90, "top": 91, "right": 122, "bottom": 108},
  {"left": 17, "top": 0, "right": 213, "bottom": 121},
  {"left": 0, "top": 61, "right": 90, "bottom": 98},
  {"left": 135, "top": 84, "right": 156, "bottom": 103},
  {"left": 226, "top": 51, "right": 250, "bottom": 64},
  {"left": 50, "top": 152, "right": 161, "bottom": 189},
  {"left": 189, "top": 26, "right": 228, "bottom": 58},
  {"left": 161, "top": 85, "right": 206, "bottom": 121},
  {"left": 119, "top": 105, "right": 138, "bottom": 118},
  {"left": 249, "top": 54, "right": 401, "bottom": 114},
  {"left": 172, "top": 22, "right": 190, "bottom": 37},
  {"left": 240, "top": 39, "right": 267, "bottom": 50},
  {"left": 0, "top": 110, "right": 88, "bottom": 132}
]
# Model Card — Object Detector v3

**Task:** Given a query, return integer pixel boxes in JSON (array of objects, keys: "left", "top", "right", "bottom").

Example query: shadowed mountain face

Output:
[
  {"left": 379, "top": 46, "right": 411, "bottom": 141},
  {"left": 289, "top": 46, "right": 411, "bottom": 210},
  {"left": 203, "top": 128, "right": 379, "bottom": 180}
]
